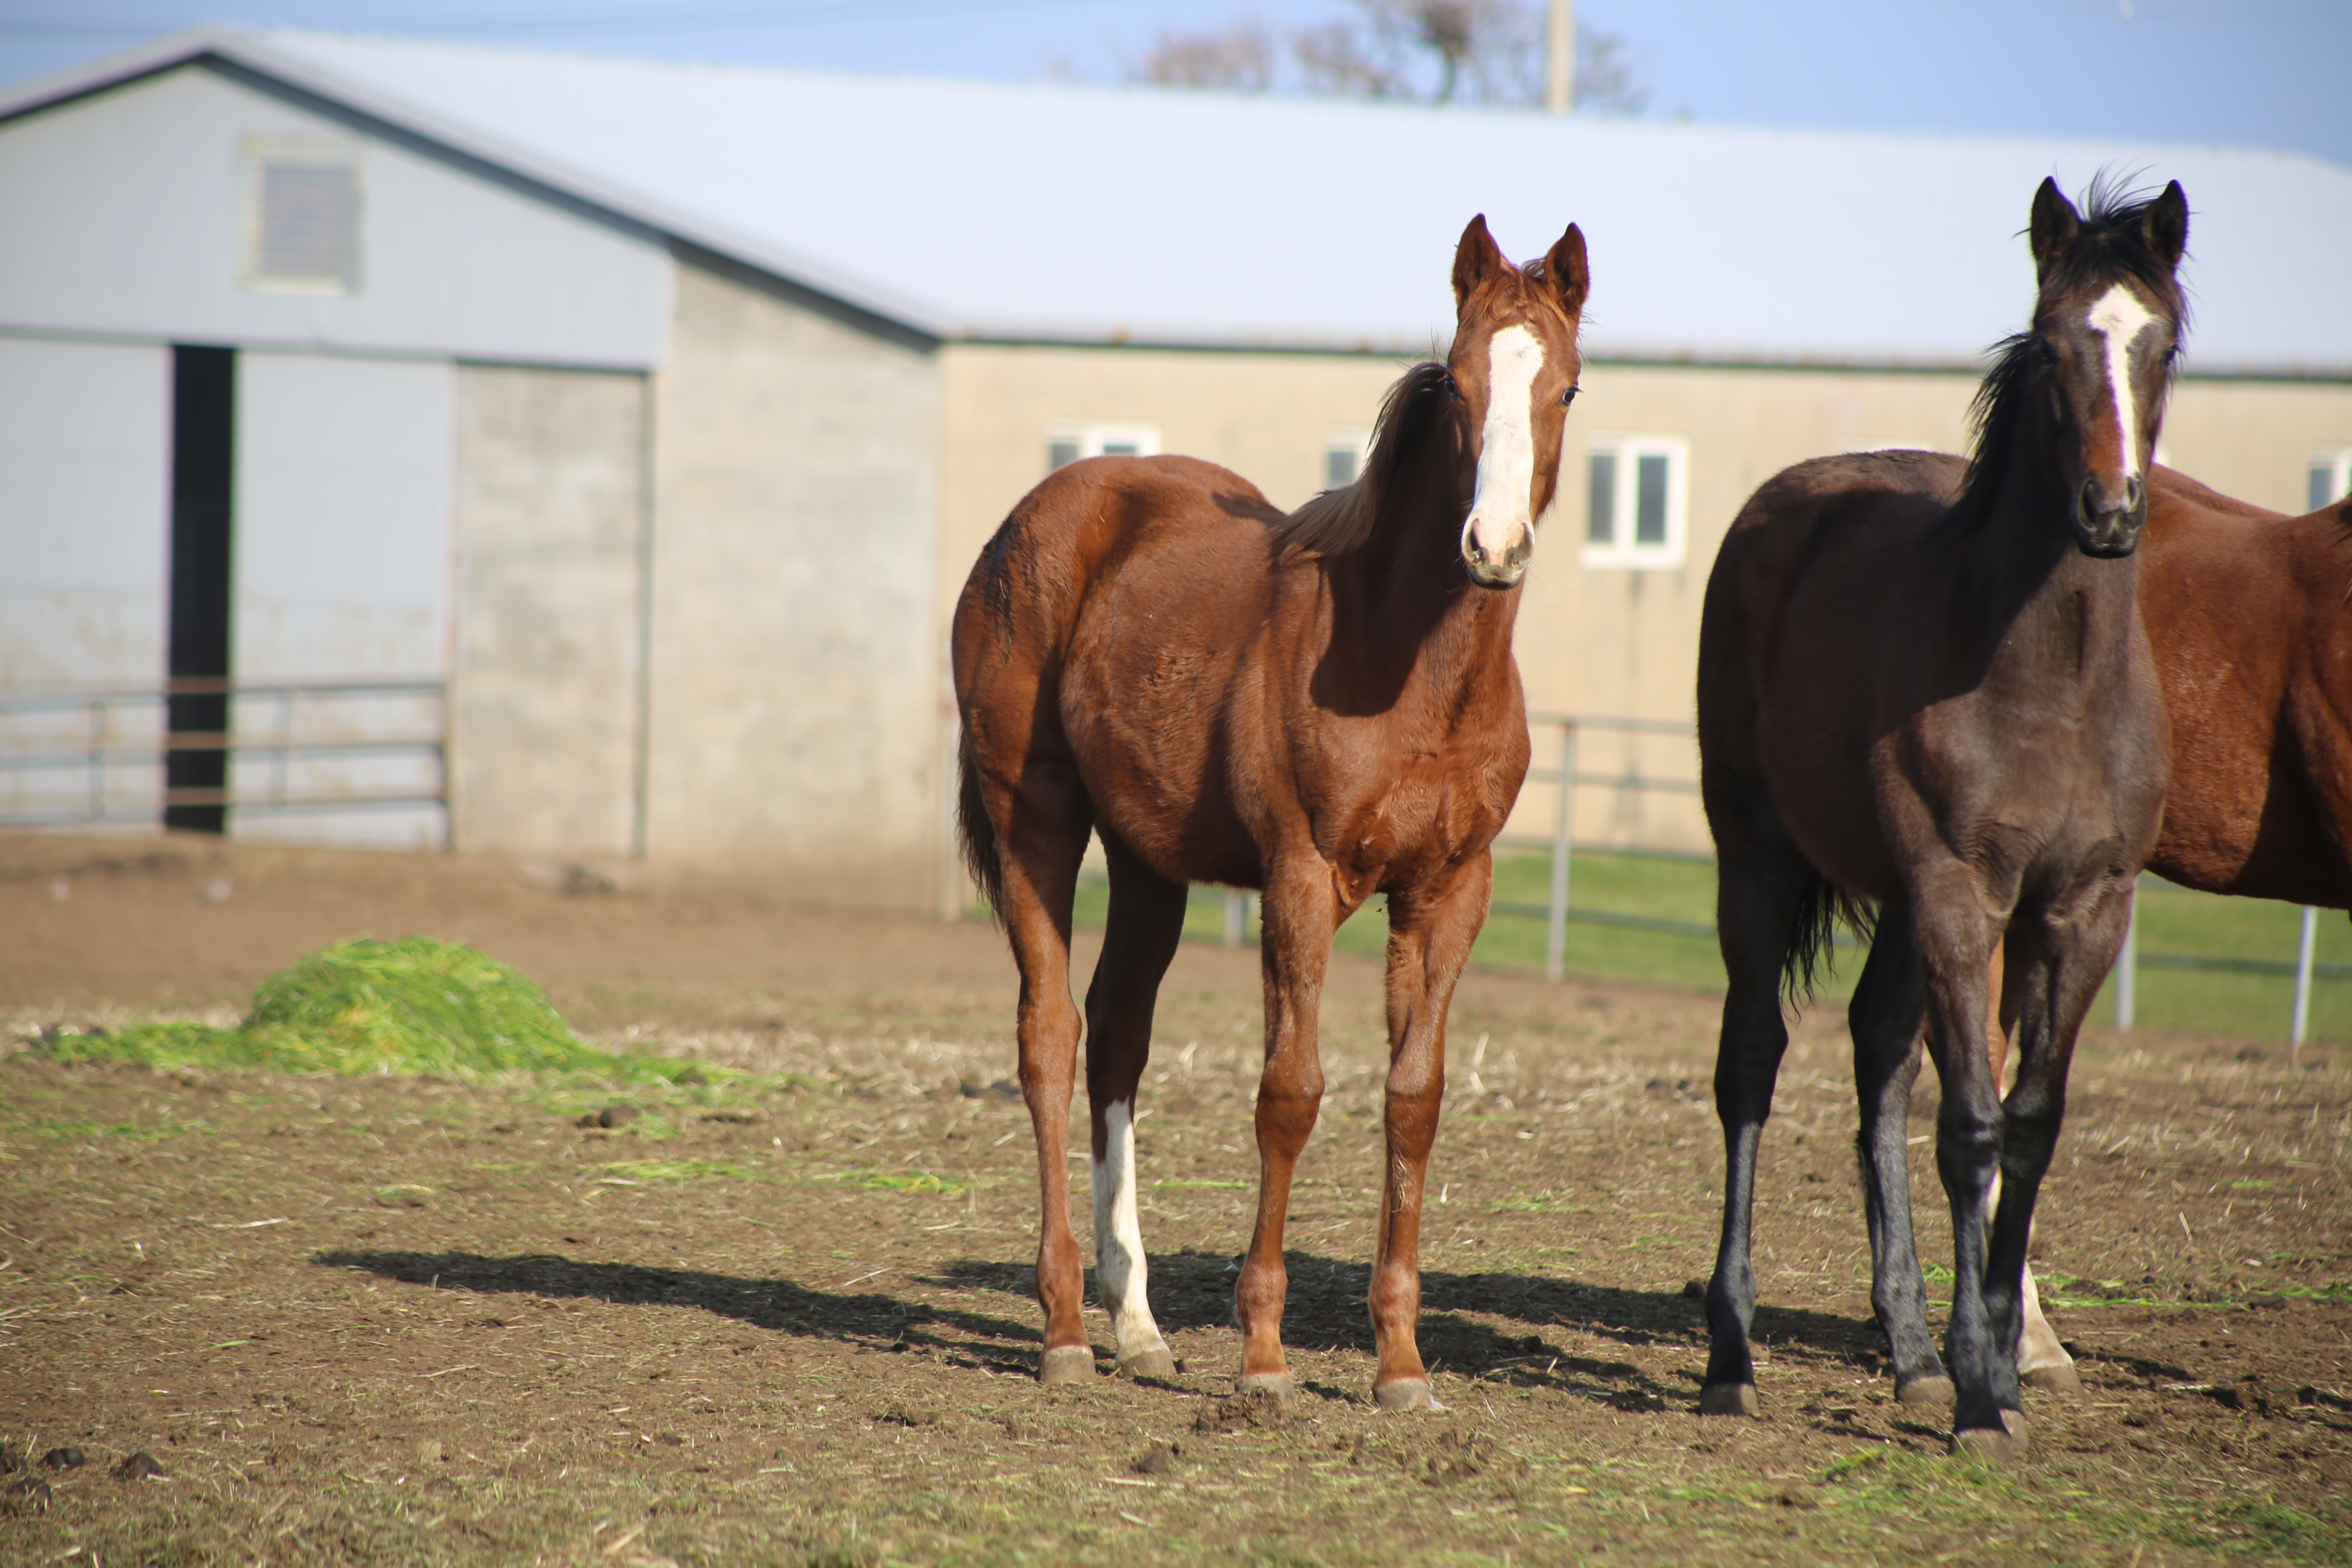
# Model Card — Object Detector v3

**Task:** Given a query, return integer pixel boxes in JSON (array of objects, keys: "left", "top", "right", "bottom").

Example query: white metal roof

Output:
[{"left": 7, "top": 26, "right": 2348, "bottom": 375}]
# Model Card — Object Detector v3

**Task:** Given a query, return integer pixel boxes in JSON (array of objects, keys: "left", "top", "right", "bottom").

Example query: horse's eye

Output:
[
  {"left": 1560, "top": 387, "right": 1579, "bottom": 407},
  {"left": 1442, "top": 373, "right": 1461, "bottom": 399}
]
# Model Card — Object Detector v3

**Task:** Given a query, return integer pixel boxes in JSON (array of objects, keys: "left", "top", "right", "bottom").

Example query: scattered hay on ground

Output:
[{"left": 39, "top": 937, "right": 689, "bottom": 1082}]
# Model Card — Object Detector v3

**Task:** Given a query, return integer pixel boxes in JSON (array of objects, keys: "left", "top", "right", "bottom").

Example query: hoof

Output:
[
  {"left": 1117, "top": 1345, "right": 1178, "bottom": 1380},
  {"left": 2022, "top": 1362, "right": 2082, "bottom": 1396},
  {"left": 1950, "top": 1408, "right": 2028, "bottom": 1461},
  {"left": 1895, "top": 1374, "right": 1956, "bottom": 1408},
  {"left": 1234, "top": 1372, "right": 1297, "bottom": 1407},
  {"left": 1040, "top": 1345, "right": 1097, "bottom": 1385},
  {"left": 1698, "top": 1382, "right": 1757, "bottom": 1417},
  {"left": 1372, "top": 1378, "right": 1445, "bottom": 1413}
]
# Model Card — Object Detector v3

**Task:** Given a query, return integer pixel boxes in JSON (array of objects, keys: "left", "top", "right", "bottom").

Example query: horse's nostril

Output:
[{"left": 2126, "top": 475, "right": 2145, "bottom": 511}]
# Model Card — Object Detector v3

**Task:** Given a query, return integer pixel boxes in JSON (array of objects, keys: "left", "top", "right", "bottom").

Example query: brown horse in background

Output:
[
  {"left": 1695, "top": 178, "right": 2188, "bottom": 1456},
  {"left": 952, "top": 216, "right": 1588, "bottom": 1409}
]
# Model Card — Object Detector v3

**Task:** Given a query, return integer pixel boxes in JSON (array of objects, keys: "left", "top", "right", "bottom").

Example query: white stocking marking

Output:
[
  {"left": 2086, "top": 284, "right": 2157, "bottom": 480},
  {"left": 1987, "top": 1169, "right": 2076, "bottom": 1376},
  {"left": 1462, "top": 324, "right": 1545, "bottom": 565},
  {"left": 1091, "top": 1099, "right": 1169, "bottom": 1365}
]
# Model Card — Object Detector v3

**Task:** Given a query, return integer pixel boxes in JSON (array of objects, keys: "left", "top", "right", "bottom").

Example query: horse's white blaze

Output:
[
  {"left": 1463, "top": 324, "right": 1546, "bottom": 565},
  {"left": 2086, "top": 283, "right": 2157, "bottom": 481},
  {"left": 1090, "top": 1099, "right": 1168, "bottom": 1362}
]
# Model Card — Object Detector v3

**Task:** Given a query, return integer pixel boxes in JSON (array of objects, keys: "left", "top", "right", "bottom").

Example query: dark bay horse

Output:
[
  {"left": 951, "top": 216, "right": 1587, "bottom": 1410},
  {"left": 1885, "top": 463, "right": 2352, "bottom": 1391},
  {"left": 1694, "top": 178, "right": 2188, "bottom": 1456}
]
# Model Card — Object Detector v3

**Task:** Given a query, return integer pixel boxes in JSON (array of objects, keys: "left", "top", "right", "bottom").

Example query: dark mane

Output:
[
  {"left": 1274, "top": 361, "right": 1457, "bottom": 557},
  {"left": 1950, "top": 176, "right": 2189, "bottom": 531}
]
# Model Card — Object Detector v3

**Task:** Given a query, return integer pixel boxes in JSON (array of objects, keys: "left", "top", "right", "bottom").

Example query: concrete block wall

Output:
[
  {"left": 450, "top": 364, "right": 648, "bottom": 859},
  {"left": 644, "top": 261, "right": 944, "bottom": 909}
]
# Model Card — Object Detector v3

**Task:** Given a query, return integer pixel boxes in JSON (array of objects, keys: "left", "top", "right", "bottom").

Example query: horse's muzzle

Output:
[
  {"left": 1463, "top": 538, "right": 1528, "bottom": 588},
  {"left": 2074, "top": 474, "right": 2146, "bottom": 558}
]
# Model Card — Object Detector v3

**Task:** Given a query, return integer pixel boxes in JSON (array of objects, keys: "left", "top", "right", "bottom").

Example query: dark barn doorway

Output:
[{"left": 167, "top": 345, "right": 234, "bottom": 834}]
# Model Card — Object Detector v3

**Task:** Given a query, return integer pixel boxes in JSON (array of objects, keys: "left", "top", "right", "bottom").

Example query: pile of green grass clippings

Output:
[{"left": 49, "top": 936, "right": 671, "bottom": 1080}]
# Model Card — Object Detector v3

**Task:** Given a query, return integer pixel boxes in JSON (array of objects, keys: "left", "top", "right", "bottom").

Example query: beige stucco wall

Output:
[
  {"left": 937, "top": 343, "right": 2352, "bottom": 862},
  {"left": 646, "top": 261, "right": 943, "bottom": 907},
  {"left": 937, "top": 342, "right": 1413, "bottom": 634},
  {"left": 1515, "top": 361, "right": 1983, "bottom": 853},
  {"left": 449, "top": 364, "right": 647, "bottom": 859},
  {"left": 2163, "top": 379, "right": 2352, "bottom": 516}
]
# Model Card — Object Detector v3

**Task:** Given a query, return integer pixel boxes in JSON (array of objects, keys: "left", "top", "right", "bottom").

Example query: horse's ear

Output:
[
  {"left": 1453, "top": 214, "right": 1505, "bottom": 307},
  {"left": 2029, "top": 177, "right": 2080, "bottom": 279},
  {"left": 2141, "top": 180, "right": 2189, "bottom": 270},
  {"left": 1543, "top": 223, "right": 1590, "bottom": 319}
]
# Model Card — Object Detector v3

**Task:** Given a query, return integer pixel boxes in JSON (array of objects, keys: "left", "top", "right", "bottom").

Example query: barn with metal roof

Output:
[{"left": 4, "top": 27, "right": 2347, "bottom": 887}]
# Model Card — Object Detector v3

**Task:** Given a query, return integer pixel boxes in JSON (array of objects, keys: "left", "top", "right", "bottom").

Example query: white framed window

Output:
[
  {"left": 242, "top": 137, "right": 363, "bottom": 295},
  {"left": 1322, "top": 428, "right": 1372, "bottom": 488},
  {"left": 1581, "top": 434, "right": 1689, "bottom": 570},
  {"left": 1046, "top": 422, "right": 1160, "bottom": 473},
  {"left": 2310, "top": 450, "right": 2352, "bottom": 512}
]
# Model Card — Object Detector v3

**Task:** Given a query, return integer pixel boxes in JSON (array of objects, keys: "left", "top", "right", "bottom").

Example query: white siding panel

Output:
[
  {"left": 0, "top": 65, "right": 671, "bottom": 368},
  {"left": 0, "top": 337, "right": 169, "bottom": 686},
  {"left": 0, "top": 337, "right": 169, "bottom": 825},
  {"left": 232, "top": 349, "right": 451, "bottom": 847}
]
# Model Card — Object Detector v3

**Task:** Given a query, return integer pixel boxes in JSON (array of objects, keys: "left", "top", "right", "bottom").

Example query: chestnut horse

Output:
[
  {"left": 1878, "top": 464, "right": 2352, "bottom": 1394},
  {"left": 951, "top": 216, "right": 1588, "bottom": 1409},
  {"left": 1694, "top": 178, "right": 2187, "bottom": 1456}
]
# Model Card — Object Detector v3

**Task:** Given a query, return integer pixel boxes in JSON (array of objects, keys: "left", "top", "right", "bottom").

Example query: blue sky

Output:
[{"left": 1, "top": 0, "right": 2341, "bottom": 167}]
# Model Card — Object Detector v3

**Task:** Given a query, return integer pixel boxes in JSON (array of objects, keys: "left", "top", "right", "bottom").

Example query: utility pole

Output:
[{"left": 1546, "top": 0, "right": 1574, "bottom": 115}]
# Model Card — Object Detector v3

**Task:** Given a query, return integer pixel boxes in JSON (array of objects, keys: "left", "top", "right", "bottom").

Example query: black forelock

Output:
[{"left": 2033, "top": 172, "right": 2192, "bottom": 329}]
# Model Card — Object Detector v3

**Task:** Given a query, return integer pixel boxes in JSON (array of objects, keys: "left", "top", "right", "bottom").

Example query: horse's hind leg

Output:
[
  {"left": 984, "top": 753, "right": 1098, "bottom": 1384},
  {"left": 1083, "top": 832, "right": 1188, "bottom": 1379},
  {"left": 1847, "top": 903, "right": 1951, "bottom": 1405},
  {"left": 1700, "top": 838, "right": 1813, "bottom": 1417}
]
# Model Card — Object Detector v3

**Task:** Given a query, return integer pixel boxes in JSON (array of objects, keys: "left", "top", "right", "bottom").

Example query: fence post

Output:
[
  {"left": 86, "top": 697, "right": 105, "bottom": 818},
  {"left": 2292, "top": 904, "right": 2317, "bottom": 1062},
  {"left": 1546, "top": 722, "right": 1574, "bottom": 982},
  {"left": 2114, "top": 882, "right": 2138, "bottom": 1031},
  {"left": 1224, "top": 890, "right": 1245, "bottom": 948}
]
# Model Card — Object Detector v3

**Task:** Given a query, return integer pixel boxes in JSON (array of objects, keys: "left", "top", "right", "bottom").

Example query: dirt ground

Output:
[{"left": 1, "top": 833, "right": 2348, "bottom": 1566}]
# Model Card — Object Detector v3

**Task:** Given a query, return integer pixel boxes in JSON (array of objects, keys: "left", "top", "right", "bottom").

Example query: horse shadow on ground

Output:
[{"left": 317, "top": 1243, "right": 1884, "bottom": 1411}]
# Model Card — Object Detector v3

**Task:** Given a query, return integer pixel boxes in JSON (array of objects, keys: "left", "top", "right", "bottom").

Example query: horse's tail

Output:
[
  {"left": 955, "top": 723, "right": 1006, "bottom": 927},
  {"left": 1783, "top": 866, "right": 1876, "bottom": 1004}
]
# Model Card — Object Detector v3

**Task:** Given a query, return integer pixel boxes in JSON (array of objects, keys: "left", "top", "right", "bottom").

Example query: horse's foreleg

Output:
[
  {"left": 1083, "top": 836, "right": 1188, "bottom": 1379},
  {"left": 1913, "top": 890, "right": 2013, "bottom": 1454},
  {"left": 1700, "top": 847, "right": 1808, "bottom": 1417},
  {"left": 1233, "top": 857, "right": 1336, "bottom": 1403},
  {"left": 1980, "top": 883, "right": 2122, "bottom": 1434},
  {"left": 1367, "top": 857, "right": 1491, "bottom": 1412},
  {"left": 1848, "top": 905, "right": 1949, "bottom": 1404}
]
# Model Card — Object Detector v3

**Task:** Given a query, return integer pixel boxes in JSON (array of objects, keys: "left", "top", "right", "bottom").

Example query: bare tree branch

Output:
[
  {"left": 1292, "top": 18, "right": 1407, "bottom": 98},
  {"left": 1128, "top": 18, "right": 1276, "bottom": 92},
  {"left": 1126, "top": 2, "right": 1647, "bottom": 116}
]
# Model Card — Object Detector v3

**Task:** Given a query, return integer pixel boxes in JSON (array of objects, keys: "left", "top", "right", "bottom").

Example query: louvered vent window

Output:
[{"left": 245, "top": 149, "right": 360, "bottom": 293}]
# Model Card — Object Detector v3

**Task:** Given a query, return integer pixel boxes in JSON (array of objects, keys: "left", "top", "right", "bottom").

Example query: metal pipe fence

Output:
[
  {"left": 951, "top": 709, "right": 2339, "bottom": 1048},
  {"left": 1204, "top": 712, "right": 1713, "bottom": 977},
  {"left": 0, "top": 677, "right": 448, "bottom": 833}
]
